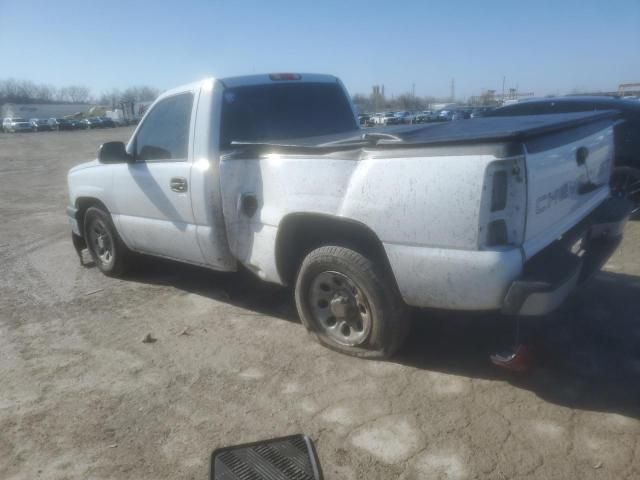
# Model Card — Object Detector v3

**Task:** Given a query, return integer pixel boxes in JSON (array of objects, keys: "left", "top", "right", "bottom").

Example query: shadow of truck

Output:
[{"left": 116, "top": 256, "right": 640, "bottom": 419}]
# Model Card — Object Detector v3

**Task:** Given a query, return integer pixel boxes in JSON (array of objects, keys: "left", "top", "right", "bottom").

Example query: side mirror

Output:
[{"left": 98, "top": 141, "right": 132, "bottom": 163}]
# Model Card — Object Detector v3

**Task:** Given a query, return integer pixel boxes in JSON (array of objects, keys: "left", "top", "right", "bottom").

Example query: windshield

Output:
[{"left": 220, "top": 82, "right": 356, "bottom": 147}]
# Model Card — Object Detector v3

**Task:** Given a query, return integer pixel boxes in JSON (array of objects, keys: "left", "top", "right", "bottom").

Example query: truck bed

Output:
[
  {"left": 379, "top": 110, "right": 619, "bottom": 146},
  {"left": 230, "top": 111, "right": 620, "bottom": 153}
]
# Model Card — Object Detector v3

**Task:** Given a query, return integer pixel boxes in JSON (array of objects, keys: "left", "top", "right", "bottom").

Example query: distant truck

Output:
[
  {"left": 67, "top": 73, "right": 629, "bottom": 358},
  {"left": 105, "top": 101, "right": 153, "bottom": 126},
  {"left": 104, "top": 110, "right": 128, "bottom": 126}
]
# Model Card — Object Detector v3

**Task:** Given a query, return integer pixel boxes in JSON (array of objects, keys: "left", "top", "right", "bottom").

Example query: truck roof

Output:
[{"left": 219, "top": 73, "right": 339, "bottom": 88}]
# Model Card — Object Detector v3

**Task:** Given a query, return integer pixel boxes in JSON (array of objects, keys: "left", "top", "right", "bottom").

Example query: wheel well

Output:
[
  {"left": 75, "top": 197, "right": 109, "bottom": 234},
  {"left": 275, "top": 213, "right": 396, "bottom": 287}
]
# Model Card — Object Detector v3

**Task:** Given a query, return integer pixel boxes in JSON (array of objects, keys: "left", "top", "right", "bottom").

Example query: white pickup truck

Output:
[{"left": 67, "top": 73, "right": 630, "bottom": 358}]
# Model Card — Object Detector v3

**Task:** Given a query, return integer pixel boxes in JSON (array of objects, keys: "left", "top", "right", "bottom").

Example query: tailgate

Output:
[{"left": 523, "top": 119, "right": 614, "bottom": 259}]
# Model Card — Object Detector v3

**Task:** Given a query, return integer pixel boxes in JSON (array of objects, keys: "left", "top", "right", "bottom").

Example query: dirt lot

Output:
[{"left": 1, "top": 128, "right": 640, "bottom": 480}]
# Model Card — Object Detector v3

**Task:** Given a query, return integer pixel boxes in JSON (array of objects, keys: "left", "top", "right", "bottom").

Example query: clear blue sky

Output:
[{"left": 1, "top": 0, "right": 639, "bottom": 99}]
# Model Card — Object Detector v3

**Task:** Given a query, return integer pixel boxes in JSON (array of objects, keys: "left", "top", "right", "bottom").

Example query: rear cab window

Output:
[{"left": 220, "top": 82, "right": 357, "bottom": 149}]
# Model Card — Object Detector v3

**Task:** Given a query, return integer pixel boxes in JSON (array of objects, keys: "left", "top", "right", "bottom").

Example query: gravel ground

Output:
[{"left": 1, "top": 128, "right": 640, "bottom": 480}]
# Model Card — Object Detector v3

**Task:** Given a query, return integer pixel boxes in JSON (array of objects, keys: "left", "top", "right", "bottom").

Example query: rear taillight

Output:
[
  {"left": 479, "top": 157, "right": 526, "bottom": 249},
  {"left": 486, "top": 219, "right": 508, "bottom": 246},
  {"left": 490, "top": 171, "right": 508, "bottom": 212},
  {"left": 269, "top": 73, "right": 301, "bottom": 81}
]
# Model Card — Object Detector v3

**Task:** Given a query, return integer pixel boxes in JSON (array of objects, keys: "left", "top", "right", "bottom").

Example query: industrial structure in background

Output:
[
  {"left": 469, "top": 87, "right": 535, "bottom": 106},
  {"left": 618, "top": 83, "right": 640, "bottom": 97}
]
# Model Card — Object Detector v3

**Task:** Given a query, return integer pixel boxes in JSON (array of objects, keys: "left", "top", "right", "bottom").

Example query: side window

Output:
[{"left": 134, "top": 92, "right": 193, "bottom": 161}]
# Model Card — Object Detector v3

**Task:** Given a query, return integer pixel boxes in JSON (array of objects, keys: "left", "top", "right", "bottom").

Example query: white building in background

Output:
[
  {"left": 1, "top": 103, "right": 94, "bottom": 119},
  {"left": 431, "top": 103, "right": 458, "bottom": 111}
]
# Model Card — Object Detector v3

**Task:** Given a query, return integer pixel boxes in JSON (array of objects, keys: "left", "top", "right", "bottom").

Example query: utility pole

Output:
[
  {"left": 450, "top": 78, "right": 455, "bottom": 102},
  {"left": 501, "top": 76, "right": 506, "bottom": 103},
  {"left": 412, "top": 83, "right": 415, "bottom": 98}
]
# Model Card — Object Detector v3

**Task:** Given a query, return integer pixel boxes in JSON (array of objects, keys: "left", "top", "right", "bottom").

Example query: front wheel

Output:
[
  {"left": 610, "top": 166, "right": 640, "bottom": 218},
  {"left": 295, "top": 246, "right": 410, "bottom": 358},
  {"left": 83, "top": 206, "right": 129, "bottom": 276}
]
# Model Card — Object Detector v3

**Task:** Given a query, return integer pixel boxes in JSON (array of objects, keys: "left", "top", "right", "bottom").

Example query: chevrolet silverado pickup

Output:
[{"left": 66, "top": 73, "right": 630, "bottom": 358}]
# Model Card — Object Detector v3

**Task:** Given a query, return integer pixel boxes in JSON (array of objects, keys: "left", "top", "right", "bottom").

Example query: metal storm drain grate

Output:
[{"left": 210, "top": 434, "right": 323, "bottom": 480}]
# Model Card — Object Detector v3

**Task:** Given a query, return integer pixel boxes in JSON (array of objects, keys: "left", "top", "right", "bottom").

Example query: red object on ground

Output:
[{"left": 490, "top": 345, "right": 534, "bottom": 373}]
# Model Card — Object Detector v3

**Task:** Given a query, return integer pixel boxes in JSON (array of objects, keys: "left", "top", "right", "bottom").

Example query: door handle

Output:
[{"left": 170, "top": 177, "right": 188, "bottom": 193}]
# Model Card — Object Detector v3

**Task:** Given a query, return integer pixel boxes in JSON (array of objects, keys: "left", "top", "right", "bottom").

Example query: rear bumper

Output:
[{"left": 502, "top": 197, "right": 631, "bottom": 316}]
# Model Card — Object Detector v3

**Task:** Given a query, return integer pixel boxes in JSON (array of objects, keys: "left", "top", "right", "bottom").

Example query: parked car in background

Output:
[
  {"left": 30, "top": 118, "right": 53, "bottom": 131},
  {"left": 98, "top": 117, "right": 117, "bottom": 128},
  {"left": 69, "top": 119, "right": 83, "bottom": 130},
  {"left": 48, "top": 118, "right": 74, "bottom": 131},
  {"left": 357, "top": 114, "right": 371, "bottom": 126},
  {"left": 437, "top": 110, "right": 453, "bottom": 121},
  {"left": 487, "top": 96, "right": 640, "bottom": 215},
  {"left": 80, "top": 117, "right": 103, "bottom": 129},
  {"left": 470, "top": 107, "right": 494, "bottom": 118},
  {"left": 2, "top": 118, "right": 34, "bottom": 132},
  {"left": 383, "top": 112, "right": 402, "bottom": 125},
  {"left": 451, "top": 110, "right": 471, "bottom": 121},
  {"left": 369, "top": 113, "right": 384, "bottom": 124},
  {"left": 415, "top": 110, "right": 437, "bottom": 123},
  {"left": 394, "top": 111, "right": 417, "bottom": 124}
]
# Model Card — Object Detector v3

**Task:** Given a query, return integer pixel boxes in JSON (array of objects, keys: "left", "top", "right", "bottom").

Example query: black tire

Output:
[
  {"left": 295, "top": 246, "right": 410, "bottom": 358},
  {"left": 610, "top": 166, "right": 640, "bottom": 218},
  {"left": 83, "top": 206, "right": 129, "bottom": 276}
]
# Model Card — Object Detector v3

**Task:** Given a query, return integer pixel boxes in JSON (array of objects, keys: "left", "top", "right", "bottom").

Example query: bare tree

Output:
[
  {"left": 34, "top": 84, "right": 55, "bottom": 102},
  {"left": 121, "top": 86, "right": 159, "bottom": 103},
  {"left": 98, "top": 88, "right": 121, "bottom": 108},
  {"left": 395, "top": 93, "right": 423, "bottom": 111},
  {"left": 17, "top": 80, "right": 38, "bottom": 100},
  {"left": 0, "top": 78, "right": 159, "bottom": 106},
  {"left": 352, "top": 93, "right": 371, "bottom": 114},
  {"left": 66, "top": 85, "right": 90, "bottom": 103},
  {"left": 55, "top": 87, "right": 70, "bottom": 102}
]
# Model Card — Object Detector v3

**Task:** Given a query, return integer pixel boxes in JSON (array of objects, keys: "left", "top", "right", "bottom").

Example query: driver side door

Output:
[{"left": 111, "top": 91, "right": 205, "bottom": 264}]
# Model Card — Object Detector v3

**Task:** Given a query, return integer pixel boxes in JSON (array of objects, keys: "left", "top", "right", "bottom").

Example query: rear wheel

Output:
[
  {"left": 295, "top": 246, "right": 410, "bottom": 358},
  {"left": 610, "top": 166, "right": 640, "bottom": 218},
  {"left": 83, "top": 206, "right": 129, "bottom": 276}
]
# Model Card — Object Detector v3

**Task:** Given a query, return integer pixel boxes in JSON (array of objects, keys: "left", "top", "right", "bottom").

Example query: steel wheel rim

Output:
[
  {"left": 611, "top": 171, "right": 640, "bottom": 215},
  {"left": 308, "top": 271, "right": 372, "bottom": 346},
  {"left": 88, "top": 219, "right": 114, "bottom": 267}
]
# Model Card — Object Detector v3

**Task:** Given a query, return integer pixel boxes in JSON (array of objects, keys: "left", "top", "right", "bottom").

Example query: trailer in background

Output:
[{"left": 105, "top": 101, "right": 152, "bottom": 126}]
